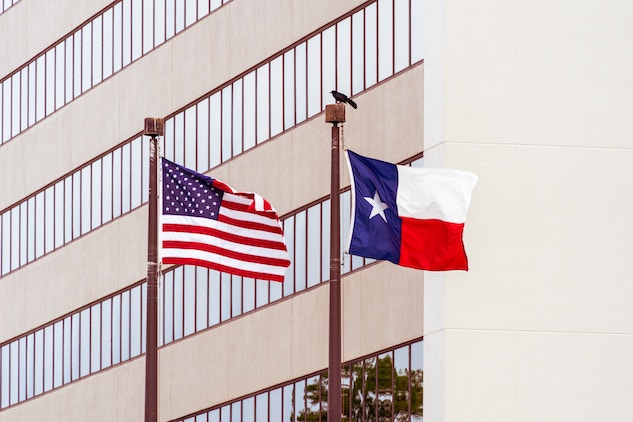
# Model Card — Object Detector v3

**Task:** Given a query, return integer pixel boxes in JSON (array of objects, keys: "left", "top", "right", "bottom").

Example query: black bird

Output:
[{"left": 330, "top": 90, "right": 357, "bottom": 109}]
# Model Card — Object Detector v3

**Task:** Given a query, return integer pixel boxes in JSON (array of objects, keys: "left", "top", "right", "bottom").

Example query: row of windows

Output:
[
  {"left": 175, "top": 339, "right": 423, "bottom": 422},
  {"left": 0, "top": 0, "right": 19, "bottom": 16},
  {"left": 0, "top": 0, "right": 423, "bottom": 148},
  {"left": 0, "top": 155, "right": 423, "bottom": 410},
  {"left": 0, "top": 0, "right": 424, "bottom": 278},
  {"left": 0, "top": 0, "right": 232, "bottom": 145}
]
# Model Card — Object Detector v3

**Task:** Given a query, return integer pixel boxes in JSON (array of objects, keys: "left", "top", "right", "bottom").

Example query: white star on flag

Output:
[{"left": 364, "top": 190, "right": 389, "bottom": 222}]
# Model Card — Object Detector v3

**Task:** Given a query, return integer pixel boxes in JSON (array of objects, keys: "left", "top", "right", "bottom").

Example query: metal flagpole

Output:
[
  {"left": 143, "top": 117, "right": 164, "bottom": 422},
  {"left": 325, "top": 103, "right": 345, "bottom": 421}
]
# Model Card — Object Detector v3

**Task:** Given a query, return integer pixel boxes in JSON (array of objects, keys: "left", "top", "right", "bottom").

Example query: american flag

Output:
[{"left": 161, "top": 158, "right": 290, "bottom": 282}]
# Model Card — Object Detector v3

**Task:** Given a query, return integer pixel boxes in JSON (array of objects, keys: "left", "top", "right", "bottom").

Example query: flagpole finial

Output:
[
  {"left": 325, "top": 104, "right": 346, "bottom": 125},
  {"left": 144, "top": 117, "right": 165, "bottom": 137}
]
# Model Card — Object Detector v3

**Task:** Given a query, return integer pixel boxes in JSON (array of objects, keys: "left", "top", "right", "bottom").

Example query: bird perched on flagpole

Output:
[{"left": 330, "top": 90, "right": 358, "bottom": 109}]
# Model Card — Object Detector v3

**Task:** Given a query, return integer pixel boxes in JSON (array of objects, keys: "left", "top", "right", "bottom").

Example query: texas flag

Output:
[{"left": 345, "top": 150, "right": 478, "bottom": 271}]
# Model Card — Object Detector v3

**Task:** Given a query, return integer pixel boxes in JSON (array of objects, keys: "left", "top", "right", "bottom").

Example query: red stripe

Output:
[
  {"left": 162, "top": 257, "right": 285, "bottom": 282},
  {"left": 163, "top": 240, "right": 291, "bottom": 267},
  {"left": 399, "top": 218, "right": 468, "bottom": 271},
  {"left": 220, "top": 199, "right": 277, "bottom": 217},
  {"left": 162, "top": 223, "right": 287, "bottom": 250},
  {"left": 217, "top": 213, "right": 283, "bottom": 234}
]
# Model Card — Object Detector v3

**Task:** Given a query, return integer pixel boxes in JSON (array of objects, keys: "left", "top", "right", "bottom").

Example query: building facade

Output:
[{"left": 1, "top": 0, "right": 632, "bottom": 421}]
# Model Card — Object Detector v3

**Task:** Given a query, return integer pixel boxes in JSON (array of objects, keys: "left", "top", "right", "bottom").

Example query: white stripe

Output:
[
  {"left": 162, "top": 214, "right": 283, "bottom": 243},
  {"left": 161, "top": 247, "right": 288, "bottom": 277},
  {"left": 161, "top": 229, "right": 290, "bottom": 261},
  {"left": 396, "top": 166, "right": 478, "bottom": 223},
  {"left": 219, "top": 205, "right": 281, "bottom": 229}
]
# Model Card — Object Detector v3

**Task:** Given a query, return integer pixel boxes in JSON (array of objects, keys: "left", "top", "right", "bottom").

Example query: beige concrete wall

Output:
[
  {"left": 424, "top": 0, "right": 633, "bottom": 420},
  {"left": 0, "top": 357, "right": 145, "bottom": 422},
  {"left": 160, "top": 261, "right": 423, "bottom": 420}
]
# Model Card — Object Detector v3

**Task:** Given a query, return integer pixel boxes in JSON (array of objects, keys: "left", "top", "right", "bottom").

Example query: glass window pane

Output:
[
  {"left": 121, "top": 290, "right": 130, "bottom": 361},
  {"left": 231, "top": 275, "right": 242, "bottom": 318},
  {"left": 282, "top": 216, "right": 294, "bottom": 297},
  {"left": 92, "top": 160, "right": 102, "bottom": 229},
  {"left": 45, "top": 49, "right": 55, "bottom": 115},
  {"left": 283, "top": 50, "right": 295, "bottom": 130},
  {"left": 255, "top": 279, "right": 268, "bottom": 308},
  {"left": 130, "top": 285, "right": 142, "bottom": 357},
  {"left": 35, "top": 192, "right": 44, "bottom": 258},
  {"left": 294, "top": 211, "right": 307, "bottom": 292},
  {"left": 103, "top": 8, "right": 114, "bottom": 78},
  {"left": 19, "top": 203, "right": 27, "bottom": 266},
  {"left": 130, "top": 137, "right": 142, "bottom": 209},
  {"left": 112, "top": 148, "right": 122, "bottom": 218},
  {"left": 63, "top": 317, "right": 72, "bottom": 384},
  {"left": 54, "top": 181, "right": 65, "bottom": 249},
  {"left": 91, "top": 304, "right": 101, "bottom": 373},
  {"left": 122, "top": 0, "right": 132, "bottom": 66},
  {"left": 131, "top": 0, "right": 143, "bottom": 60},
  {"left": 232, "top": 80, "right": 243, "bottom": 156},
  {"left": 113, "top": 3, "right": 123, "bottom": 72},
  {"left": 221, "top": 86, "right": 232, "bottom": 161},
  {"left": 79, "top": 309, "right": 90, "bottom": 377},
  {"left": 307, "top": 204, "right": 321, "bottom": 287},
  {"left": 351, "top": 11, "right": 365, "bottom": 94},
  {"left": 220, "top": 272, "right": 231, "bottom": 322},
  {"left": 307, "top": 34, "right": 322, "bottom": 118},
  {"left": 81, "top": 166, "right": 91, "bottom": 235},
  {"left": 10, "top": 207, "right": 19, "bottom": 270},
  {"left": 173, "top": 267, "right": 184, "bottom": 340},
  {"left": 256, "top": 393, "right": 268, "bottom": 421},
  {"left": 378, "top": 0, "right": 394, "bottom": 81},
  {"left": 173, "top": 112, "right": 185, "bottom": 164},
  {"left": 155, "top": 0, "right": 165, "bottom": 46},
  {"left": 321, "top": 28, "right": 336, "bottom": 102},
  {"left": 112, "top": 294, "right": 121, "bottom": 364},
  {"left": 93, "top": 17, "right": 103, "bottom": 85},
  {"left": 336, "top": 19, "right": 352, "bottom": 96},
  {"left": 101, "top": 298, "right": 112, "bottom": 369},
  {"left": 21, "top": 68, "right": 30, "bottom": 134},
  {"left": 411, "top": 0, "right": 424, "bottom": 63},
  {"left": 208, "top": 270, "right": 221, "bottom": 327},
  {"left": 36, "top": 55, "right": 46, "bottom": 121},
  {"left": 102, "top": 154, "right": 113, "bottom": 224},
  {"left": 295, "top": 43, "right": 307, "bottom": 124},
  {"left": 197, "top": 98, "right": 210, "bottom": 172},
  {"left": 270, "top": 57, "right": 283, "bottom": 137},
  {"left": 394, "top": 0, "right": 410, "bottom": 72},
  {"left": 184, "top": 266, "right": 196, "bottom": 336},
  {"left": 256, "top": 64, "right": 270, "bottom": 144},
  {"left": 243, "top": 72, "right": 256, "bottom": 150},
  {"left": 121, "top": 143, "right": 131, "bottom": 213},
  {"left": 185, "top": 105, "right": 197, "bottom": 169},
  {"left": 209, "top": 93, "right": 221, "bottom": 168},
  {"left": 44, "top": 187, "right": 54, "bottom": 254},
  {"left": 81, "top": 24, "right": 93, "bottom": 92},
  {"left": 195, "top": 267, "right": 209, "bottom": 332},
  {"left": 365, "top": 4, "right": 378, "bottom": 88},
  {"left": 163, "top": 270, "right": 174, "bottom": 345},
  {"left": 28, "top": 62, "right": 37, "bottom": 126},
  {"left": 242, "top": 277, "right": 255, "bottom": 313}
]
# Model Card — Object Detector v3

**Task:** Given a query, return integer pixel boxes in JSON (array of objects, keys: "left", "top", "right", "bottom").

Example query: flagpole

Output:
[
  {"left": 143, "top": 117, "right": 164, "bottom": 422},
  {"left": 325, "top": 103, "right": 345, "bottom": 421}
]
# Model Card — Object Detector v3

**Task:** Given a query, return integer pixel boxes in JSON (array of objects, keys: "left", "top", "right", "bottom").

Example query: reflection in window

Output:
[{"left": 174, "top": 338, "right": 423, "bottom": 422}]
